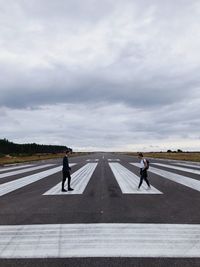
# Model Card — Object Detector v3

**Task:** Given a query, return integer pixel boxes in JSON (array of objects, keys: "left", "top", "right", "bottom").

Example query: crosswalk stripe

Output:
[
  {"left": 0, "top": 164, "right": 55, "bottom": 179},
  {"left": 0, "top": 164, "right": 75, "bottom": 197},
  {"left": 44, "top": 163, "right": 98, "bottom": 195},
  {"left": 0, "top": 164, "right": 33, "bottom": 173},
  {"left": 172, "top": 162, "right": 200, "bottom": 169},
  {"left": 108, "top": 159, "right": 120, "bottom": 161},
  {"left": 86, "top": 159, "right": 99, "bottom": 162},
  {"left": 0, "top": 223, "right": 199, "bottom": 258},
  {"left": 131, "top": 163, "right": 200, "bottom": 192},
  {"left": 109, "top": 163, "right": 162, "bottom": 194},
  {"left": 152, "top": 163, "right": 200, "bottom": 175}
]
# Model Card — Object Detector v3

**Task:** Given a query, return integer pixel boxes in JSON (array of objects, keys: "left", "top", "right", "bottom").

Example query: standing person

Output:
[
  {"left": 137, "top": 152, "right": 151, "bottom": 190},
  {"left": 62, "top": 150, "right": 74, "bottom": 192}
]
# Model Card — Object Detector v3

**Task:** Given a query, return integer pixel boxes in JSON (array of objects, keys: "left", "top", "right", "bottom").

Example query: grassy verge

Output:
[
  {"left": 123, "top": 152, "right": 200, "bottom": 162},
  {"left": 0, "top": 152, "right": 92, "bottom": 165}
]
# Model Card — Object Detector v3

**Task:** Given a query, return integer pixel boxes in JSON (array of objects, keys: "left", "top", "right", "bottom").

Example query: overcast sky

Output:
[{"left": 0, "top": 0, "right": 200, "bottom": 151}]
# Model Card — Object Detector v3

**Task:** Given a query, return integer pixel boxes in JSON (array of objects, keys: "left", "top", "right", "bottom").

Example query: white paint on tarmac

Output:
[
  {"left": 44, "top": 163, "right": 98, "bottom": 195},
  {"left": 172, "top": 162, "right": 200, "bottom": 169},
  {"left": 0, "top": 164, "right": 75, "bottom": 196},
  {"left": 132, "top": 163, "right": 200, "bottom": 192},
  {"left": 109, "top": 163, "right": 162, "bottom": 194},
  {"left": 86, "top": 159, "right": 99, "bottom": 162},
  {"left": 108, "top": 159, "right": 120, "bottom": 161},
  {"left": 152, "top": 163, "right": 200, "bottom": 175},
  {"left": 0, "top": 164, "right": 33, "bottom": 173},
  {"left": 0, "top": 223, "right": 199, "bottom": 258},
  {"left": 0, "top": 164, "right": 55, "bottom": 179}
]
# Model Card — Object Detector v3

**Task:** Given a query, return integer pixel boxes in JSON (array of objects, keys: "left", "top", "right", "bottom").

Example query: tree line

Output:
[{"left": 0, "top": 138, "right": 71, "bottom": 155}]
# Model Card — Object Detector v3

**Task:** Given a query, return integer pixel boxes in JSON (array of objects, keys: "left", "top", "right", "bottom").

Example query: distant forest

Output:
[{"left": 0, "top": 139, "right": 71, "bottom": 155}]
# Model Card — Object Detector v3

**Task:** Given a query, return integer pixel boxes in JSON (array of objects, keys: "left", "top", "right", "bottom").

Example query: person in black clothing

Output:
[
  {"left": 62, "top": 150, "right": 74, "bottom": 192},
  {"left": 137, "top": 152, "right": 151, "bottom": 190}
]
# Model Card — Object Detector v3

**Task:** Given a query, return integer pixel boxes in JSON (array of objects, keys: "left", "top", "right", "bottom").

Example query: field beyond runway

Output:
[{"left": 0, "top": 153, "right": 200, "bottom": 267}]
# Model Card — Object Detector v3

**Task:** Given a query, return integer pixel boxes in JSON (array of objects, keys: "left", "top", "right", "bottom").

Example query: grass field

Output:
[
  {"left": 124, "top": 152, "right": 200, "bottom": 162},
  {"left": 1, "top": 152, "right": 200, "bottom": 165},
  {"left": 0, "top": 152, "right": 91, "bottom": 165}
]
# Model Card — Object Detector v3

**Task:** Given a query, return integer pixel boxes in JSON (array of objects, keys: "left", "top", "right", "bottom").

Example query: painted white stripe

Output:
[
  {"left": 108, "top": 159, "right": 120, "bottom": 161},
  {"left": 148, "top": 157, "right": 200, "bottom": 167},
  {"left": 0, "top": 164, "right": 33, "bottom": 173},
  {"left": 153, "top": 163, "right": 200, "bottom": 175},
  {"left": 0, "top": 164, "right": 55, "bottom": 179},
  {"left": 0, "top": 164, "right": 75, "bottom": 196},
  {"left": 86, "top": 159, "right": 99, "bottom": 162},
  {"left": 132, "top": 163, "right": 200, "bottom": 192},
  {"left": 44, "top": 163, "right": 98, "bottom": 195},
  {"left": 0, "top": 223, "right": 199, "bottom": 258},
  {"left": 172, "top": 162, "right": 200, "bottom": 169},
  {"left": 109, "top": 163, "right": 162, "bottom": 194}
]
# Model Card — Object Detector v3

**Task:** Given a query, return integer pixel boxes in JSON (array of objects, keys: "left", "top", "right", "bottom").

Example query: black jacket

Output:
[{"left": 62, "top": 156, "right": 71, "bottom": 172}]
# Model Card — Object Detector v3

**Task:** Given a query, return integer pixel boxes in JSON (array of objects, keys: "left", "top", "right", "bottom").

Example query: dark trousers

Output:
[
  {"left": 138, "top": 169, "right": 150, "bottom": 188},
  {"left": 62, "top": 170, "right": 71, "bottom": 190}
]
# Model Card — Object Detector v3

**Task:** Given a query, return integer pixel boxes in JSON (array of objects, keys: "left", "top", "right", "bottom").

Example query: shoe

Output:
[
  {"left": 61, "top": 189, "right": 67, "bottom": 192},
  {"left": 137, "top": 187, "right": 140, "bottom": 191},
  {"left": 68, "top": 188, "right": 74, "bottom": 191}
]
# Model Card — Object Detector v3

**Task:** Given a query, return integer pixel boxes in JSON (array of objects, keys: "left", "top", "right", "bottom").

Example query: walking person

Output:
[
  {"left": 61, "top": 150, "right": 74, "bottom": 192},
  {"left": 137, "top": 153, "right": 151, "bottom": 190}
]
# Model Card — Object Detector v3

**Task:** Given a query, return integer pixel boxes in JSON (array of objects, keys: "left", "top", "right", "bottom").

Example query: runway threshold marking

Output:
[
  {"left": 131, "top": 163, "right": 200, "bottom": 192},
  {"left": 0, "top": 164, "right": 75, "bottom": 197},
  {"left": 0, "top": 164, "right": 55, "bottom": 179},
  {"left": 109, "top": 163, "right": 162, "bottom": 194},
  {"left": 0, "top": 223, "right": 199, "bottom": 258},
  {"left": 171, "top": 162, "right": 200, "bottom": 170},
  {"left": 0, "top": 164, "right": 33, "bottom": 173},
  {"left": 152, "top": 163, "right": 200, "bottom": 175},
  {"left": 44, "top": 163, "right": 98, "bottom": 195}
]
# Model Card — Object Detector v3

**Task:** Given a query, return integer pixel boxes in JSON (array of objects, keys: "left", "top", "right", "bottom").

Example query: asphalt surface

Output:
[{"left": 0, "top": 153, "right": 200, "bottom": 267}]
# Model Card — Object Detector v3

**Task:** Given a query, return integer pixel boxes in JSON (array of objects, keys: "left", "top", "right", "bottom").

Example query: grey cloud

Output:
[
  {"left": 1, "top": 0, "right": 200, "bottom": 110},
  {"left": 1, "top": 61, "right": 199, "bottom": 109},
  {"left": 0, "top": 101, "right": 199, "bottom": 151},
  {"left": 20, "top": 0, "right": 115, "bottom": 23},
  {"left": 0, "top": 0, "right": 200, "bottom": 151}
]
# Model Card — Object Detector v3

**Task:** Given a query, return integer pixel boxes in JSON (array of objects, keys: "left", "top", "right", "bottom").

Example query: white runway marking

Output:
[
  {"left": 0, "top": 164, "right": 55, "bottom": 179},
  {"left": 0, "top": 164, "right": 75, "bottom": 197},
  {"left": 172, "top": 162, "right": 200, "bottom": 169},
  {"left": 0, "top": 164, "right": 33, "bottom": 173},
  {"left": 108, "top": 159, "right": 120, "bottom": 161},
  {"left": 109, "top": 163, "right": 162, "bottom": 194},
  {"left": 132, "top": 163, "right": 200, "bottom": 192},
  {"left": 44, "top": 163, "right": 98, "bottom": 195},
  {"left": 0, "top": 223, "right": 199, "bottom": 258},
  {"left": 153, "top": 163, "right": 200, "bottom": 175},
  {"left": 86, "top": 159, "right": 99, "bottom": 162}
]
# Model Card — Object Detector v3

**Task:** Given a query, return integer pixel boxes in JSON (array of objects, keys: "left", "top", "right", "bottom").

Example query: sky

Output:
[{"left": 0, "top": 0, "right": 200, "bottom": 152}]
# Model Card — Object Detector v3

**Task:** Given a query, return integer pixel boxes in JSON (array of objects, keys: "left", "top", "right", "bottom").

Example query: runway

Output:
[{"left": 0, "top": 153, "right": 199, "bottom": 267}]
